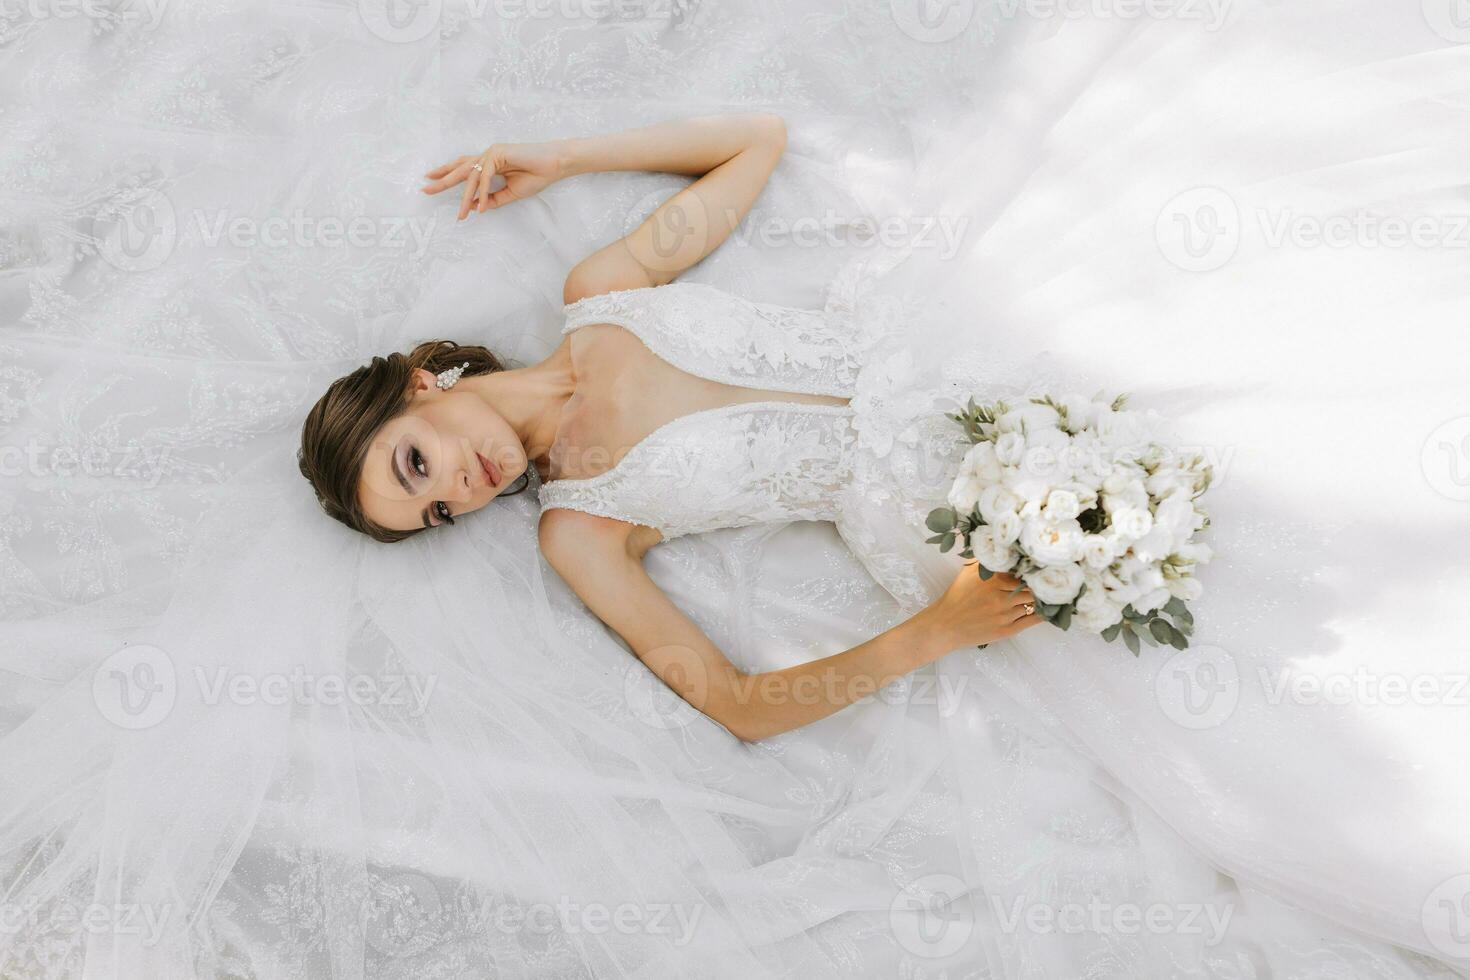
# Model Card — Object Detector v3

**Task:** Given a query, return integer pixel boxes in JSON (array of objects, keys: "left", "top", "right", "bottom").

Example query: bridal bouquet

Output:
[{"left": 926, "top": 393, "right": 1213, "bottom": 654}]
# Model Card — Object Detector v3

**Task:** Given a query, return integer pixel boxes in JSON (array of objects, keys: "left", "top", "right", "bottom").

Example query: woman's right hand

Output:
[
  {"left": 422, "top": 142, "right": 566, "bottom": 220},
  {"left": 918, "top": 564, "right": 1044, "bottom": 651}
]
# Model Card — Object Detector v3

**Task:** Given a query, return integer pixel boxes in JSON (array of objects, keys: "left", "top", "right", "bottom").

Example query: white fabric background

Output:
[{"left": 1, "top": 0, "right": 1468, "bottom": 977}]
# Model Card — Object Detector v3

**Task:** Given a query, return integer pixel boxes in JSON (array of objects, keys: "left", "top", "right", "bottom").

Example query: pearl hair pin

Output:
[{"left": 436, "top": 361, "right": 469, "bottom": 390}]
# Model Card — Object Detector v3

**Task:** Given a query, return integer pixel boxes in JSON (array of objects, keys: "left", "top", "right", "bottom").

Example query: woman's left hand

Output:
[{"left": 422, "top": 142, "right": 564, "bottom": 220}]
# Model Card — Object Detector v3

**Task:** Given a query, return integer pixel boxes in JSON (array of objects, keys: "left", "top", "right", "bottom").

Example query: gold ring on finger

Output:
[{"left": 1023, "top": 602, "right": 1035, "bottom": 615}]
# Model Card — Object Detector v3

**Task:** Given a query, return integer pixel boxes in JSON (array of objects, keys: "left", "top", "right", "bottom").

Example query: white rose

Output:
[
  {"left": 1096, "top": 409, "right": 1149, "bottom": 451},
  {"left": 991, "top": 510, "right": 1023, "bottom": 545},
  {"left": 1074, "top": 579, "right": 1124, "bottom": 631},
  {"left": 1065, "top": 432, "right": 1111, "bottom": 489},
  {"left": 962, "top": 440, "right": 1003, "bottom": 483},
  {"left": 977, "top": 484, "right": 1021, "bottom": 525},
  {"left": 947, "top": 471, "right": 986, "bottom": 513},
  {"left": 1135, "top": 586, "right": 1171, "bottom": 613},
  {"left": 1146, "top": 465, "right": 1188, "bottom": 499},
  {"left": 1101, "top": 567, "right": 1141, "bottom": 606},
  {"left": 1042, "top": 488, "right": 1081, "bottom": 522},
  {"left": 1024, "top": 563, "right": 1086, "bottom": 605},
  {"left": 997, "top": 402, "right": 1061, "bottom": 435},
  {"left": 1019, "top": 516, "right": 1086, "bottom": 566},
  {"left": 1175, "top": 540, "right": 1214, "bottom": 564},
  {"left": 1077, "top": 601, "right": 1125, "bottom": 634},
  {"left": 994, "top": 431, "right": 1026, "bottom": 467},
  {"left": 1079, "top": 534, "right": 1115, "bottom": 571},
  {"left": 972, "top": 526, "right": 1018, "bottom": 573},
  {"left": 1110, "top": 506, "right": 1153, "bottom": 542},
  {"left": 1167, "top": 575, "right": 1204, "bottom": 601},
  {"left": 1154, "top": 492, "right": 1196, "bottom": 538},
  {"left": 1004, "top": 472, "right": 1052, "bottom": 507},
  {"left": 1058, "top": 393, "right": 1091, "bottom": 433},
  {"left": 1130, "top": 524, "right": 1175, "bottom": 564}
]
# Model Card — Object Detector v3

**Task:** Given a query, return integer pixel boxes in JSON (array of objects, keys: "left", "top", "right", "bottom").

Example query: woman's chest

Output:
[{"left": 547, "top": 323, "right": 848, "bottom": 482}]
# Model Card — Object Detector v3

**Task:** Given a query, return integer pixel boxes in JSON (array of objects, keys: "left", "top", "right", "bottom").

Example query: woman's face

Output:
[{"left": 357, "top": 368, "right": 527, "bottom": 532}]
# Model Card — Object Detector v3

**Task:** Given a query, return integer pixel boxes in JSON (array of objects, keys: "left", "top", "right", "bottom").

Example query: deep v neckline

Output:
[{"left": 543, "top": 303, "right": 851, "bottom": 489}]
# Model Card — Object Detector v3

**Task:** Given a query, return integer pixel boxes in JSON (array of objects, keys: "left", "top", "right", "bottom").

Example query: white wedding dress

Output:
[{"left": 3, "top": 0, "right": 1468, "bottom": 977}]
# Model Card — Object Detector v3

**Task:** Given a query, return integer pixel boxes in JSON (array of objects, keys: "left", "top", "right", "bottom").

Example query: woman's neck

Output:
[{"left": 462, "top": 340, "right": 575, "bottom": 469}]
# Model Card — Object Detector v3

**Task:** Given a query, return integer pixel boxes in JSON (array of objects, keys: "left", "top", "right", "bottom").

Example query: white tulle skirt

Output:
[{"left": 2, "top": 0, "right": 1467, "bottom": 977}]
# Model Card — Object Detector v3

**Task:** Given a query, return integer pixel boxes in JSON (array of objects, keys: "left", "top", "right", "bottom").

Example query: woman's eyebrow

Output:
[{"left": 388, "top": 446, "right": 432, "bottom": 527}]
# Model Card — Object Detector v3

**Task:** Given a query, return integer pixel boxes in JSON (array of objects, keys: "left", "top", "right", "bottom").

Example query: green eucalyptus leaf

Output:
[
  {"left": 1122, "top": 628, "right": 1140, "bottom": 655},
  {"left": 926, "top": 509, "right": 956, "bottom": 533},
  {"left": 1055, "top": 605, "right": 1072, "bottom": 631}
]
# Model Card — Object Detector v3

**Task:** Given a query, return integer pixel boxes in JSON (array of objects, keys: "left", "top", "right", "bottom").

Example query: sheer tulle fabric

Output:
[{"left": 2, "top": 1, "right": 1467, "bottom": 977}]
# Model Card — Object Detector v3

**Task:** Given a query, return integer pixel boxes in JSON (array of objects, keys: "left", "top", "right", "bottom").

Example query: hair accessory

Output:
[{"left": 436, "top": 361, "right": 470, "bottom": 390}]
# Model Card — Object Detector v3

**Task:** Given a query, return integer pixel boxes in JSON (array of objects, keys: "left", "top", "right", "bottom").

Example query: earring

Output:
[{"left": 436, "top": 361, "right": 470, "bottom": 390}]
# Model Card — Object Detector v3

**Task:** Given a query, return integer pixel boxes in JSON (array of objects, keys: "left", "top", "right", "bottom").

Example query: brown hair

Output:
[{"left": 297, "top": 340, "right": 530, "bottom": 543}]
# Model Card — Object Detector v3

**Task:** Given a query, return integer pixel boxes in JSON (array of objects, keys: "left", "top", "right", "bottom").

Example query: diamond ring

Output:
[
  {"left": 1023, "top": 602, "right": 1035, "bottom": 615},
  {"left": 471, "top": 162, "right": 484, "bottom": 172}
]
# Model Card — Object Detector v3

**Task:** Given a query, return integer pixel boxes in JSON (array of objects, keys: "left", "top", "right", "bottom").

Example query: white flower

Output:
[
  {"left": 1019, "top": 516, "right": 1086, "bottom": 566},
  {"left": 1135, "top": 586, "right": 1171, "bottom": 613},
  {"left": 947, "top": 470, "right": 986, "bottom": 513},
  {"left": 1130, "top": 524, "right": 1175, "bottom": 564},
  {"left": 1042, "top": 488, "right": 1081, "bottom": 522},
  {"left": 997, "top": 402, "right": 1061, "bottom": 435},
  {"left": 1175, "top": 540, "right": 1214, "bottom": 564},
  {"left": 1077, "top": 601, "right": 1125, "bottom": 633},
  {"left": 1167, "top": 575, "right": 1204, "bottom": 601},
  {"left": 1080, "top": 534, "right": 1115, "bottom": 570},
  {"left": 977, "top": 484, "right": 1021, "bottom": 524},
  {"left": 1064, "top": 433, "right": 1111, "bottom": 490},
  {"left": 1110, "top": 506, "right": 1153, "bottom": 542},
  {"left": 1146, "top": 465, "right": 1189, "bottom": 499},
  {"left": 972, "top": 526, "right": 1018, "bottom": 573},
  {"left": 991, "top": 510, "right": 1023, "bottom": 544},
  {"left": 962, "top": 440, "right": 1003, "bottom": 483},
  {"left": 1058, "top": 394, "right": 1091, "bottom": 434},
  {"left": 1025, "top": 563, "right": 1086, "bottom": 604},
  {"left": 1075, "top": 578, "right": 1124, "bottom": 631},
  {"left": 994, "top": 431, "right": 1026, "bottom": 467}
]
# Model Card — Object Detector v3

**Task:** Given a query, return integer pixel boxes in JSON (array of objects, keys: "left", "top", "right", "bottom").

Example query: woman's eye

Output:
[
  {"left": 434, "top": 501, "right": 454, "bottom": 526},
  {"left": 410, "top": 446, "right": 428, "bottom": 478}
]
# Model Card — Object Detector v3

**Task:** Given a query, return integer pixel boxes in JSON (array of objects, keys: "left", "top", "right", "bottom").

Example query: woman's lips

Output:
[{"left": 477, "top": 452, "right": 500, "bottom": 489}]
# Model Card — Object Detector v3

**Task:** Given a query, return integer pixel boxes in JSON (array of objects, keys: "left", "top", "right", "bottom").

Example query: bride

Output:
[
  {"left": 282, "top": 112, "right": 1463, "bottom": 977},
  {"left": 298, "top": 112, "right": 1046, "bottom": 741}
]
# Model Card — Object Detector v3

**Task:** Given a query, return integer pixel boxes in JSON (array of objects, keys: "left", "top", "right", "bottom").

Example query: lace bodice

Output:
[{"left": 536, "top": 283, "right": 872, "bottom": 540}]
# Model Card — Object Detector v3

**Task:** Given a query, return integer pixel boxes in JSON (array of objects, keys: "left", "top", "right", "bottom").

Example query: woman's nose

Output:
[{"left": 449, "top": 465, "right": 473, "bottom": 502}]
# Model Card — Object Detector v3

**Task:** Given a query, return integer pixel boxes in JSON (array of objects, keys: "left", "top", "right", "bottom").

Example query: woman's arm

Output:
[
  {"left": 421, "top": 113, "right": 787, "bottom": 302},
  {"left": 539, "top": 508, "right": 1041, "bottom": 742}
]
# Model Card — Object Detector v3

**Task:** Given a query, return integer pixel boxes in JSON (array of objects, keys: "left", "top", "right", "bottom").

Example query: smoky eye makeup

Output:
[{"left": 390, "top": 438, "right": 451, "bottom": 529}]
